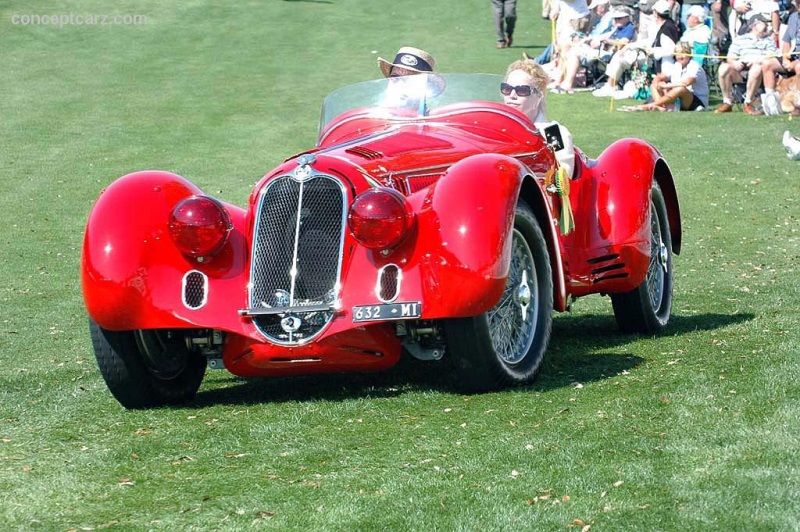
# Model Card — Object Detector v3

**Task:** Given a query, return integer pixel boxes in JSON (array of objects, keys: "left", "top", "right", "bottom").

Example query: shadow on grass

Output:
[{"left": 191, "top": 311, "right": 754, "bottom": 407}]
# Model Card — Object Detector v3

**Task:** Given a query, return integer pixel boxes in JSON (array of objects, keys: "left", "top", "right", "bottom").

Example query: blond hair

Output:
[
  {"left": 674, "top": 42, "right": 692, "bottom": 56},
  {"left": 505, "top": 60, "right": 550, "bottom": 94}
]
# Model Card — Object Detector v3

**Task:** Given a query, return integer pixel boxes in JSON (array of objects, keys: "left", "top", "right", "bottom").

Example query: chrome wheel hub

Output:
[{"left": 488, "top": 229, "right": 538, "bottom": 365}]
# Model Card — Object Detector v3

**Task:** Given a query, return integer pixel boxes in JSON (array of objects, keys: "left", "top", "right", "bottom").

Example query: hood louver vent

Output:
[{"left": 345, "top": 146, "right": 384, "bottom": 160}]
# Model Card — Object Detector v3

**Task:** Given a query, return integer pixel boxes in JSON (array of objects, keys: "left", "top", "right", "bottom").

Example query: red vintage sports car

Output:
[{"left": 82, "top": 73, "right": 681, "bottom": 408}]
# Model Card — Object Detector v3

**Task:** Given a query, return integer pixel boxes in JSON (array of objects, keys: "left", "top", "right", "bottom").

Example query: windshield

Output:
[{"left": 318, "top": 73, "right": 506, "bottom": 136}]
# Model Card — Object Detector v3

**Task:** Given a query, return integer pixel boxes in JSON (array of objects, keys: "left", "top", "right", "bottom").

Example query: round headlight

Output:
[
  {"left": 348, "top": 188, "right": 414, "bottom": 250},
  {"left": 168, "top": 195, "right": 232, "bottom": 258}
]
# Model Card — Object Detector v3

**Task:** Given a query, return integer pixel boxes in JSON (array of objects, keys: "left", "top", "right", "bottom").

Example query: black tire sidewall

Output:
[
  {"left": 90, "top": 320, "right": 206, "bottom": 408},
  {"left": 611, "top": 182, "right": 674, "bottom": 333}
]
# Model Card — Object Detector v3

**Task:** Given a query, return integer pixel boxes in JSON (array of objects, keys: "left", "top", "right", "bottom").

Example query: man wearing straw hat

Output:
[
  {"left": 377, "top": 47, "right": 438, "bottom": 77},
  {"left": 376, "top": 47, "right": 442, "bottom": 113}
]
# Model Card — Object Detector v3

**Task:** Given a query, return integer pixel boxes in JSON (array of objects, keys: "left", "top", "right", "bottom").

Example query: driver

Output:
[
  {"left": 377, "top": 46, "right": 438, "bottom": 78},
  {"left": 376, "top": 47, "right": 443, "bottom": 113},
  {"left": 502, "top": 60, "right": 576, "bottom": 178}
]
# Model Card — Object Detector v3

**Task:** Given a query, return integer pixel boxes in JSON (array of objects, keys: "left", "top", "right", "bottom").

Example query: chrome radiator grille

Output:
[{"left": 249, "top": 173, "right": 346, "bottom": 345}]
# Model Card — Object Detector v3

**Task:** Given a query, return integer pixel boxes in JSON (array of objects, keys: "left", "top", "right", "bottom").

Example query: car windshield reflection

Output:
[{"left": 318, "top": 73, "right": 506, "bottom": 134}]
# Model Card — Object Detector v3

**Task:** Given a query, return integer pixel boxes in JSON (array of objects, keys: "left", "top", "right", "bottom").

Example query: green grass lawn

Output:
[{"left": 2, "top": 0, "right": 799, "bottom": 529}]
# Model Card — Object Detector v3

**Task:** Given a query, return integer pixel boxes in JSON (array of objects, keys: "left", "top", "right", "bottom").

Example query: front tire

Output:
[
  {"left": 90, "top": 320, "right": 206, "bottom": 409},
  {"left": 611, "top": 181, "right": 674, "bottom": 334},
  {"left": 445, "top": 200, "right": 553, "bottom": 392}
]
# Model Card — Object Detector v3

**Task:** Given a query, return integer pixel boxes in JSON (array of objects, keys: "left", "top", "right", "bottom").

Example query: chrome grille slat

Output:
[{"left": 249, "top": 173, "right": 346, "bottom": 345}]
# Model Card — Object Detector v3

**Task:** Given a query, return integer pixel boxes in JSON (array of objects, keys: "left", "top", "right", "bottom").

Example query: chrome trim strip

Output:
[{"left": 239, "top": 303, "right": 334, "bottom": 316}]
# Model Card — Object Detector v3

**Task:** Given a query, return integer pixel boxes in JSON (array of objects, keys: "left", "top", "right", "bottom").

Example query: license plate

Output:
[{"left": 352, "top": 302, "right": 421, "bottom": 322}]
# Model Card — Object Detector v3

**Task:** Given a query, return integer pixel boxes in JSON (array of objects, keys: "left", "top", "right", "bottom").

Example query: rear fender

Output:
[
  {"left": 564, "top": 138, "right": 679, "bottom": 295},
  {"left": 589, "top": 139, "right": 681, "bottom": 255}
]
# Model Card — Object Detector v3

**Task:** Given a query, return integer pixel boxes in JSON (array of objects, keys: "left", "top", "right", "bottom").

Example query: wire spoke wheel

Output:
[
  {"left": 445, "top": 200, "right": 553, "bottom": 392},
  {"left": 646, "top": 201, "right": 668, "bottom": 311},
  {"left": 488, "top": 229, "right": 538, "bottom": 364}
]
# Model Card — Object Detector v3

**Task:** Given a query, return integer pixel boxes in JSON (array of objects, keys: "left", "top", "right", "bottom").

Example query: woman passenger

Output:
[{"left": 501, "top": 60, "right": 576, "bottom": 177}]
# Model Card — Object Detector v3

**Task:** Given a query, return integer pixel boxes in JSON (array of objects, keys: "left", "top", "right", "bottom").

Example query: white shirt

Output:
[{"left": 669, "top": 60, "right": 710, "bottom": 107}]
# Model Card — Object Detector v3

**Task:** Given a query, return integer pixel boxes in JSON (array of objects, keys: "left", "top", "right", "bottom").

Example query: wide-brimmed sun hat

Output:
[{"left": 377, "top": 47, "right": 437, "bottom": 78}]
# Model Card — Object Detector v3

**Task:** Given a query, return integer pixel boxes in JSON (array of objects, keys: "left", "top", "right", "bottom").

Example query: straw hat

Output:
[{"left": 377, "top": 47, "right": 437, "bottom": 78}]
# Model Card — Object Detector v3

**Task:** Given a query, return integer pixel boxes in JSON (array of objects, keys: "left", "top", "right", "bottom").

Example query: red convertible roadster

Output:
[{"left": 82, "top": 73, "right": 681, "bottom": 408}]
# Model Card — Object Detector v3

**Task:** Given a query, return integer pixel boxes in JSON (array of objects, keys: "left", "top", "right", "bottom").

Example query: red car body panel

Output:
[{"left": 82, "top": 94, "right": 679, "bottom": 378}]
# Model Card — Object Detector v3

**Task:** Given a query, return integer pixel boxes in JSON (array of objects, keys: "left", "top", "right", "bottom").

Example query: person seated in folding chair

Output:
[
  {"left": 681, "top": 5, "right": 714, "bottom": 64},
  {"left": 761, "top": 4, "right": 800, "bottom": 115},
  {"left": 730, "top": 0, "right": 781, "bottom": 38},
  {"left": 634, "top": 42, "right": 711, "bottom": 110},
  {"left": 552, "top": 5, "right": 635, "bottom": 91},
  {"left": 778, "top": 3, "right": 800, "bottom": 78},
  {"left": 593, "top": 0, "right": 681, "bottom": 97},
  {"left": 714, "top": 15, "right": 780, "bottom": 114}
]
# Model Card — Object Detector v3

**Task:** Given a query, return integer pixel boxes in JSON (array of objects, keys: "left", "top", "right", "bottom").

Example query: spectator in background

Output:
[
  {"left": 593, "top": 0, "right": 681, "bottom": 96},
  {"left": 553, "top": 8, "right": 636, "bottom": 91},
  {"left": 761, "top": 4, "right": 800, "bottom": 108},
  {"left": 535, "top": 0, "right": 613, "bottom": 68},
  {"left": 730, "top": 0, "right": 780, "bottom": 36},
  {"left": 588, "top": 0, "right": 615, "bottom": 30},
  {"left": 636, "top": 42, "right": 710, "bottom": 109},
  {"left": 637, "top": 0, "right": 661, "bottom": 44},
  {"left": 543, "top": 0, "right": 554, "bottom": 19},
  {"left": 711, "top": 0, "right": 733, "bottom": 55},
  {"left": 715, "top": 15, "right": 779, "bottom": 114},
  {"left": 681, "top": 0, "right": 709, "bottom": 30},
  {"left": 553, "top": 0, "right": 593, "bottom": 50},
  {"left": 681, "top": 5, "right": 714, "bottom": 62},
  {"left": 610, "top": 0, "right": 640, "bottom": 24},
  {"left": 492, "top": 0, "right": 518, "bottom": 48},
  {"left": 779, "top": 1, "right": 800, "bottom": 76}
]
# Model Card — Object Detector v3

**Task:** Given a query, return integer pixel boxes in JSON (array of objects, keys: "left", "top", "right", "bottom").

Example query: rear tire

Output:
[
  {"left": 611, "top": 182, "right": 674, "bottom": 334},
  {"left": 445, "top": 200, "right": 553, "bottom": 392},
  {"left": 90, "top": 320, "right": 206, "bottom": 409}
]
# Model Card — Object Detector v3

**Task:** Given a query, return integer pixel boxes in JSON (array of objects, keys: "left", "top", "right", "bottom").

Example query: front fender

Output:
[
  {"left": 81, "top": 171, "right": 249, "bottom": 331},
  {"left": 407, "top": 153, "right": 526, "bottom": 317}
]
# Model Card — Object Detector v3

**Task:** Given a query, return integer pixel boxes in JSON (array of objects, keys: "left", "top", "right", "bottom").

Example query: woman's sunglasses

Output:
[{"left": 500, "top": 83, "right": 537, "bottom": 97}]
